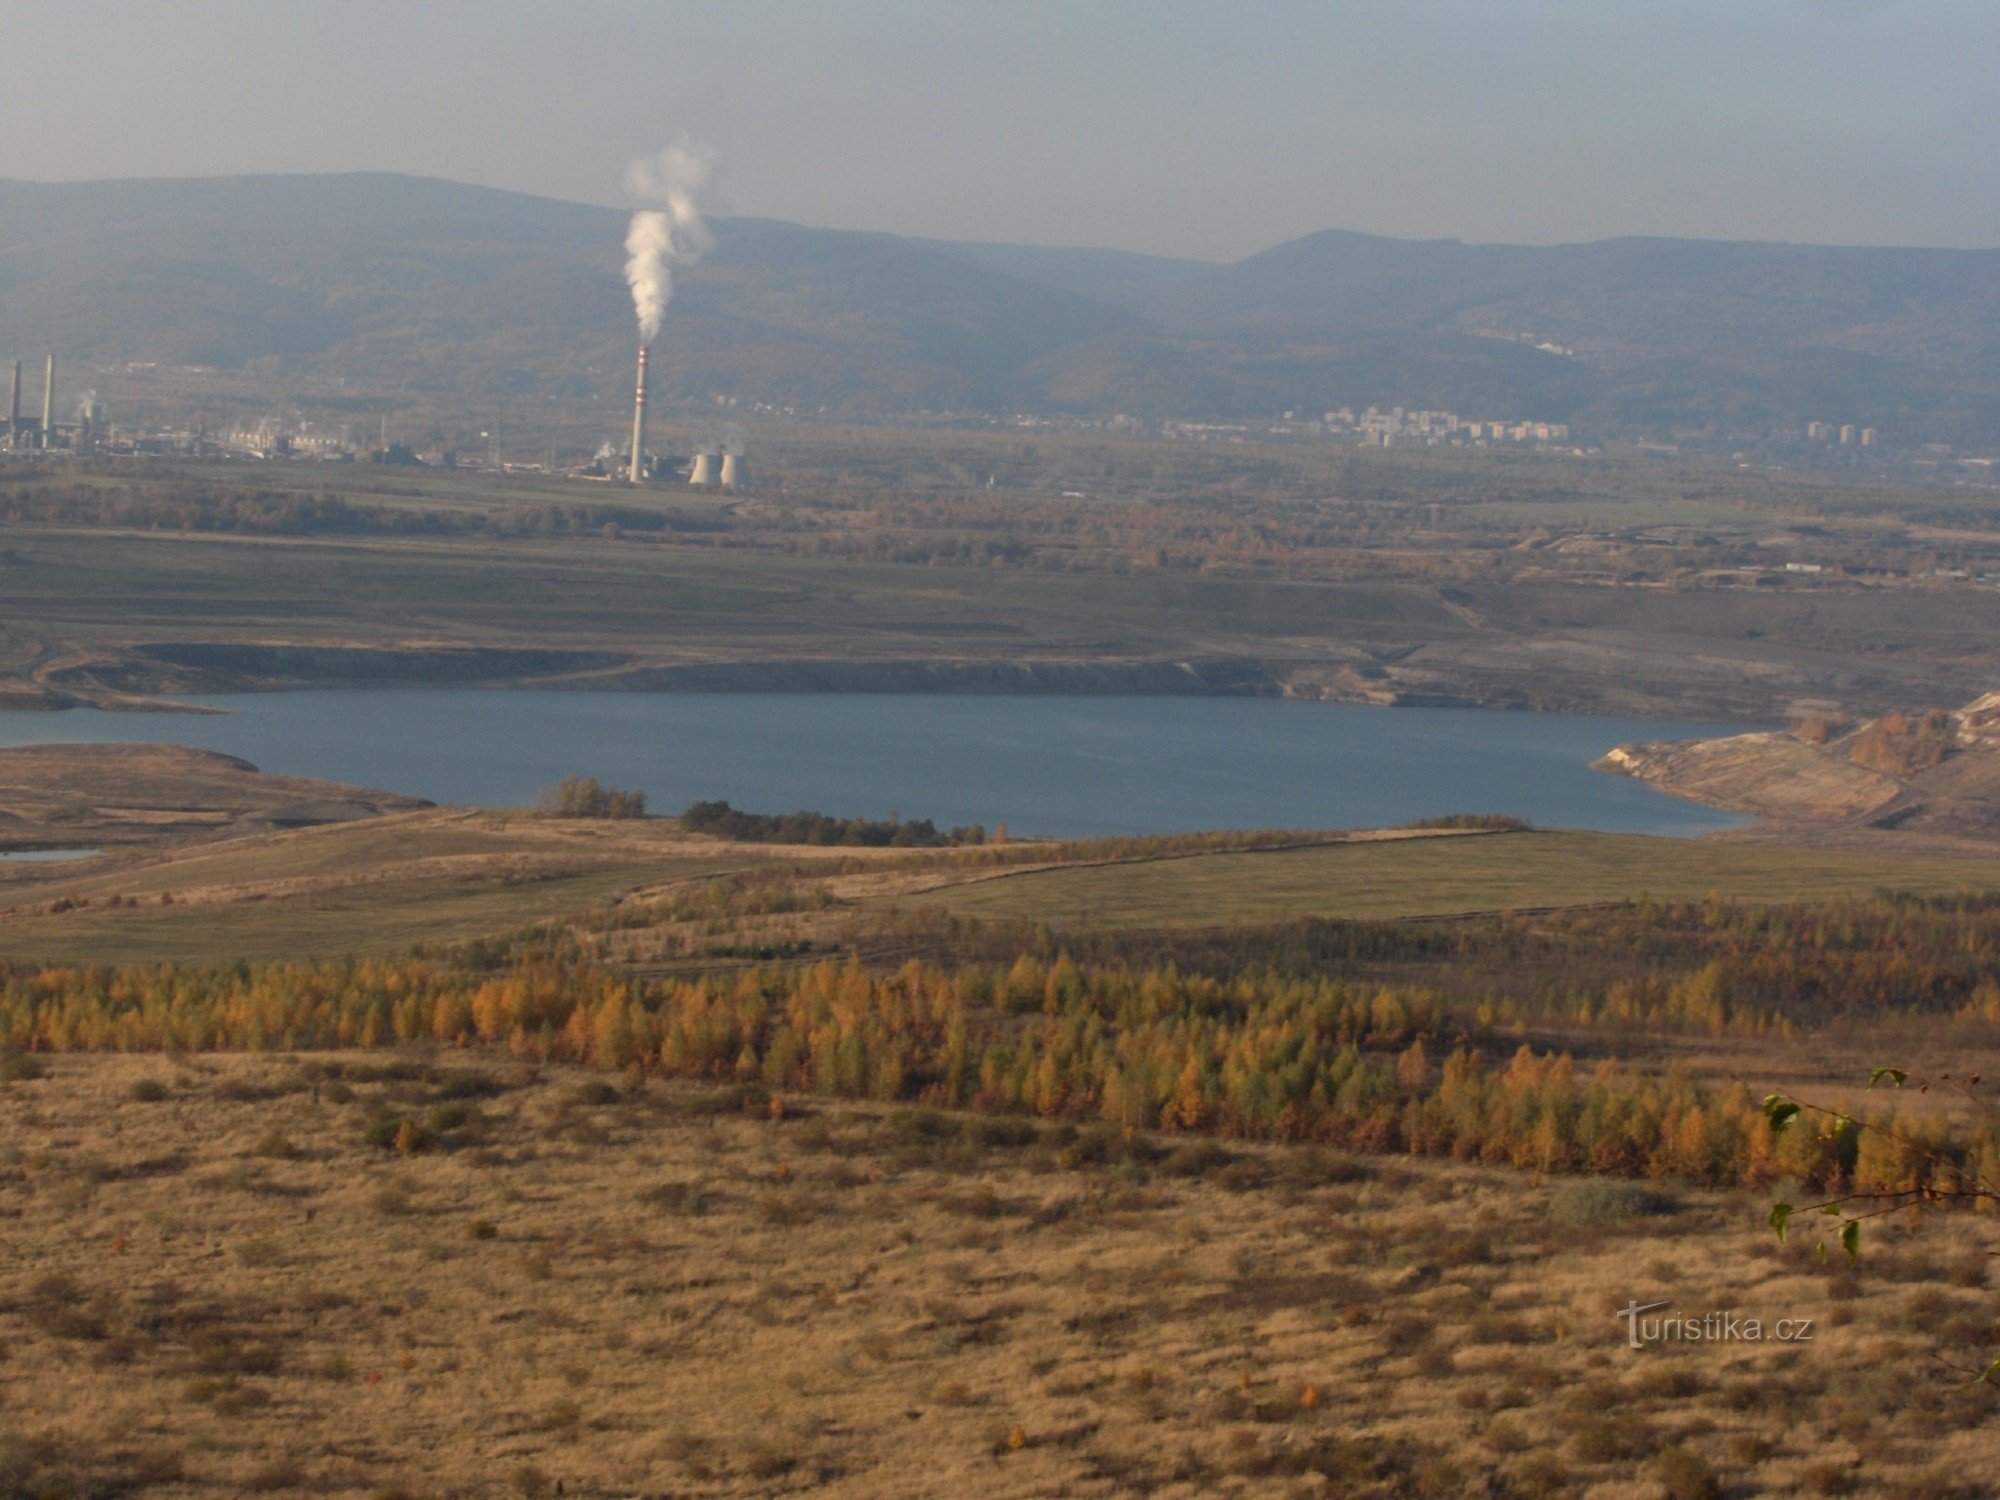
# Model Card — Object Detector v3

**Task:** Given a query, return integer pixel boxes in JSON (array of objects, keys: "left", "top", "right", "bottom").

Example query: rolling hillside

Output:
[{"left": 1, "top": 172, "right": 1997, "bottom": 440}]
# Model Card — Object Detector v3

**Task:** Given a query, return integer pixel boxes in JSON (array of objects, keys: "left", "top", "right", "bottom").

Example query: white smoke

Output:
[{"left": 623, "top": 144, "right": 713, "bottom": 344}]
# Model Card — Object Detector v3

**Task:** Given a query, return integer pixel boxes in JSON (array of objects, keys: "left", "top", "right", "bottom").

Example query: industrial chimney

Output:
[
  {"left": 719, "top": 450, "right": 744, "bottom": 491},
  {"left": 40, "top": 354, "right": 54, "bottom": 450},
  {"left": 8, "top": 361, "right": 18, "bottom": 447},
  {"left": 688, "top": 450, "right": 718, "bottom": 487},
  {"left": 628, "top": 344, "right": 649, "bottom": 483}
]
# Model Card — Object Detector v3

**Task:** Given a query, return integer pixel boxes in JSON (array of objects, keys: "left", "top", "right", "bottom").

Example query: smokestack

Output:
[
  {"left": 40, "top": 354, "right": 54, "bottom": 450},
  {"left": 628, "top": 344, "right": 649, "bottom": 484},
  {"left": 8, "top": 361, "right": 18, "bottom": 443},
  {"left": 688, "top": 450, "right": 718, "bottom": 487},
  {"left": 719, "top": 451, "right": 744, "bottom": 491}
]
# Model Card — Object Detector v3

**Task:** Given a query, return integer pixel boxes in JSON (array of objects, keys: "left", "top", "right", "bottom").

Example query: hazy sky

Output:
[{"left": 2, "top": 0, "right": 1994, "bottom": 260}]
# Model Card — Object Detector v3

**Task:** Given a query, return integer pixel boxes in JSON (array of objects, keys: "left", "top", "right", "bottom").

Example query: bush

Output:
[
  {"left": 362, "top": 1116, "right": 429, "bottom": 1154},
  {"left": 680, "top": 799, "right": 983, "bottom": 848},
  {"left": 128, "top": 1078, "right": 170, "bottom": 1102},
  {"left": 1548, "top": 1178, "right": 1675, "bottom": 1228},
  {"left": 1655, "top": 1446, "right": 1721, "bottom": 1500},
  {"left": 639, "top": 1179, "right": 714, "bottom": 1217},
  {"left": 1568, "top": 1417, "right": 1653, "bottom": 1463},
  {"left": 0, "top": 1053, "right": 46, "bottom": 1082}
]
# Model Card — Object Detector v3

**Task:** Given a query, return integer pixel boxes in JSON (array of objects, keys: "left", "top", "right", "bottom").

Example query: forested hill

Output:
[{"left": 2, "top": 172, "right": 1997, "bottom": 443}]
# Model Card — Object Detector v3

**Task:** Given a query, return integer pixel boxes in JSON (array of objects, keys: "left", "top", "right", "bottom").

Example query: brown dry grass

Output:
[{"left": 5, "top": 1055, "right": 2000, "bottom": 1497}]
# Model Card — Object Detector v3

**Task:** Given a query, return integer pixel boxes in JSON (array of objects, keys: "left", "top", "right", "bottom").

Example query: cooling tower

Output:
[
  {"left": 689, "top": 451, "right": 718, "bottom": 487},
  {"left": 628, "top": 344, "right": 649, "bottom": 484},
  {"left": 719, "top": 451, "right": 744, "bottom": 491},
  {"left": 40, "top": 354, "right": 54, "bottom": 449}
]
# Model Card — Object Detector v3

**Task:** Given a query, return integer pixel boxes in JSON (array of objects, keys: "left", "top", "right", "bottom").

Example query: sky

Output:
[{"left": 1, "top": 0, "right": 1994, "bottom": 261}]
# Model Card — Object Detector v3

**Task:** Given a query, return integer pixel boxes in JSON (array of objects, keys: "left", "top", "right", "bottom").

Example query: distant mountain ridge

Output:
[{"left": 0, "top": 172, "right": 1996, "bottom": 442}]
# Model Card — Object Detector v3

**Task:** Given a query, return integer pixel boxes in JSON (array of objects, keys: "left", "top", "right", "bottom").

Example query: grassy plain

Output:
[
  {"left": 12, "top": 812, "right": 2000, "bottom": 968},
  {"left": 900, "top": 829, "right": 2000, "bottom": 928},
  {"left": 0, "top": 808, "right": 794, "bottom": 964},
  {"left": 13, "top": 811, "right": 2000, "bottom": 966},
  {"left": 5, "top": 1053, "right": 1997, "bottom": 1499}
]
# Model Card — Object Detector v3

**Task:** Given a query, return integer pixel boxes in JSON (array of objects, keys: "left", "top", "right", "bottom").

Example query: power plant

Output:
[
  {"left": 627, "top": 344, "right": 649, "bottom": 485},
  {"left": 681, "top": 442, "right": 746, "bottom": 491},
  {"left": 2, "top": 353, "right": 82, "bottom": 453}
]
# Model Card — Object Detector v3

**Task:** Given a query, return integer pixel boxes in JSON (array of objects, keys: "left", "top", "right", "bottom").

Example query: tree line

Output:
[
  {"left": 680, "top": 800, "right": 987, "bottom": 848},
  {"left": 0, "top": 949, "right": 1982, "bottom": 1199}
]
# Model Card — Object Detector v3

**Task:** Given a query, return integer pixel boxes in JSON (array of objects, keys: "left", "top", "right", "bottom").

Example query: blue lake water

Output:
[{"left": 0, "top": 691, "right": 1749, "bottom": 839}]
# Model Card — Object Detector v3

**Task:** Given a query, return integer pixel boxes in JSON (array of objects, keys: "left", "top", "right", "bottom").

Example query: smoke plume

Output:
[{"left": 623, "top": 144, "right": 712, "bottom": 344}]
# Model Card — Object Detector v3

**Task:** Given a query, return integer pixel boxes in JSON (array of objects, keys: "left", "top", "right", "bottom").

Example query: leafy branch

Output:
[{"left": 1765, "top": 1067, "right": 2000, "bottom": 1383}]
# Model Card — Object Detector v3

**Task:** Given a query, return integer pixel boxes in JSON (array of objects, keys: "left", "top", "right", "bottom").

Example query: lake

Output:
[{"left": 0, "top": 691, "right": 1748, "bottom": 839}]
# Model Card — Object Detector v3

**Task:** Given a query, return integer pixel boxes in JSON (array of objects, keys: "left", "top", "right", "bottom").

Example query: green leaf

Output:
[
  {"left": 1820, "top": 1203, "right": 1843, "bottom": 1215},
  {"left": 1769, "top": 1202, "right": 1793, "bottom": 1241},
  {"left": 1977, "top": 1354, "right": 2000, "bottom": 1386},
  {"left": 1868, "top": 1067, "right": 1909, "bottom": 1090},
  {"left": 1763, "top": 1095, "right": 1802, "bottom": 1134},
  {"left": 1841, "top": 1219, "right": 1861, "bottom": 1265}
]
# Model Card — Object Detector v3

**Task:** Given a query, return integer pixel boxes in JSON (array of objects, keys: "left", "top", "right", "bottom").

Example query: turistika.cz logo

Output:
[{"left": 1616, "top": 1300, "right": 1815, "bottom": 1350}]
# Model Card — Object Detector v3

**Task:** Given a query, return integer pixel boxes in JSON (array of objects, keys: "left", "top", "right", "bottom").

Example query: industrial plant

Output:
[{"left": 3, "top": 355, "right": 93, "bottom": 454}]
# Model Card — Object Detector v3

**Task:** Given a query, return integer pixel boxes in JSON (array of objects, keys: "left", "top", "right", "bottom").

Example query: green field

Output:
[{"left": 904, "top": 829, "right": 2000, "bottom": 927}]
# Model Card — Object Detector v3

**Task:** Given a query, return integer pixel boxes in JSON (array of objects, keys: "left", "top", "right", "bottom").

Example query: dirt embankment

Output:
[
  {"left": 0, "top": 743, "right": 431, "bottom": 851},
  {"left": 29, "top": 643, "right": 1287, "bottom": 702},
  {"left": 1598, "top": 693, "right": 2000, "bottom": 838}
]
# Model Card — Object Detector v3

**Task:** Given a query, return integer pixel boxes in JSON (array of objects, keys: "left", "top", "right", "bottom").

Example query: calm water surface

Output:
[{"left": 0, "top": 692, "right": 1749, "bottom": 839}]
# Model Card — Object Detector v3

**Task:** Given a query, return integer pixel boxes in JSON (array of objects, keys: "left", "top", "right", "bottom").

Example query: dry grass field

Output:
[
  {"left": 16, "top": 812, "right": 2000, "bottom": 969},
  {"left": 900, "top": 830, "right": 2000, "bottom": 929},
  {"left": 4, "top": 1053, "right": 1999, "bottom": 1499},
  {"left": 0, "top": 807, "right": 808, "bottom": 964}
]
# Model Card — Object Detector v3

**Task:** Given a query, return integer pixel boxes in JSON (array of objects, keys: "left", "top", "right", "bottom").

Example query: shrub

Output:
[
  {"left": 1568, "top": 1417, "right": 1654, "bottom": 1462},
  {"left": 0, "top": 1053, "right": 45, "bottom": 1083},
  {"left": 363, "top": 1116, "right": 430, "bottom": 1154},
  {"left": 639, "top": 1179, "right": 714, "bottom": 1217},
  {"left": 245, "top": 1459, "right": 308, "bottom": 1491},
  {"left": 1509, "top": 1452, "right": 1571, "bottom": 1498},
  {"left": 251, "top": 1132, "right": 299, "bottom": 1160},
  {"left": 1655, "top": 1447, "right": 1721, "bottom": 1500},
  {"left": 1803, "top": 1462, "right": 1857, "bottom": 1497},
  {"left": 128, "top": 1078, "right": 170, "bottom": 1102},
  {"left": 1548, "top": 1178, "right": 1674, "bottom": 1228},
  {"left": 424, "top": 1102, "right": 482, "bottom": 1137},
  {"left": 1161, "top": 1141, "right": 1238, "bottom": 1178},
  {"left": 1439, "top": 1233, "right": 1494, "bottom": 1267},
  {"left": 680, "top": 799, "right": 978, "bottom": 848}
]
